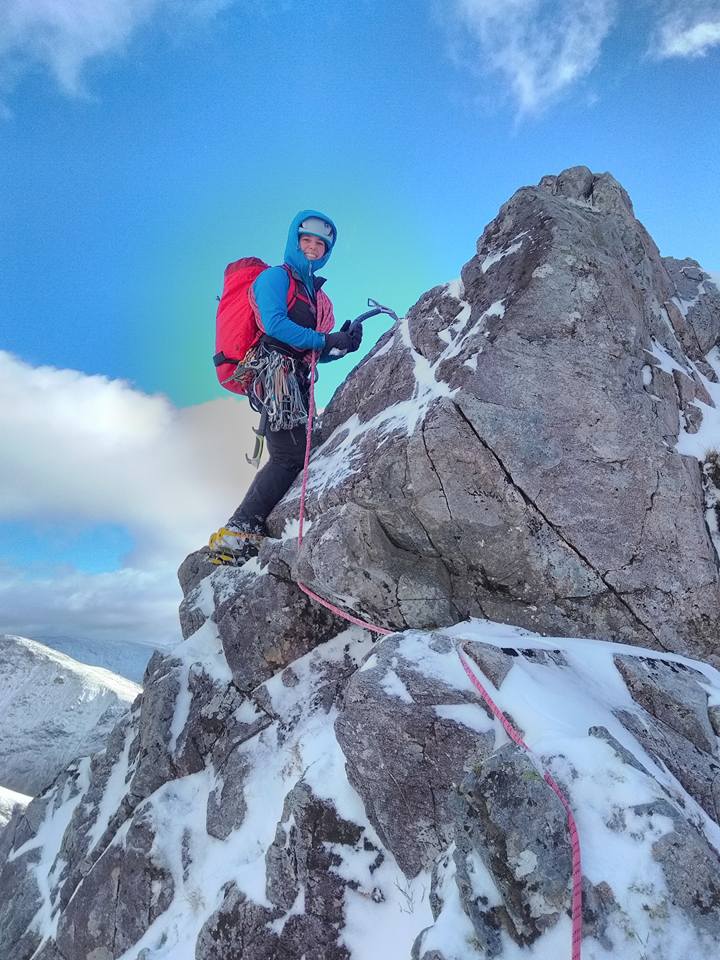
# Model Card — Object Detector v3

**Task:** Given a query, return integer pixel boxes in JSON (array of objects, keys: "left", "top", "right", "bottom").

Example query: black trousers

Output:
[{"left": 229, "top": 423, "right": 308, "bottom": 527}]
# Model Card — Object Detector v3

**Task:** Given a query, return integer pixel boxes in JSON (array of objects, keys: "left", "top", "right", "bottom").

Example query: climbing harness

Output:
[
  {"left": 238, "top": 341, "right": 314, "bottom": 467},
  {"left": 291, "top": 299, "right": 584, "bottom": 959},
  {"left": 241, "top": 341, "right": 313, "bottom": 434},
  {"left": 244, "top": 300, "right": 398, "bottom": 469}
]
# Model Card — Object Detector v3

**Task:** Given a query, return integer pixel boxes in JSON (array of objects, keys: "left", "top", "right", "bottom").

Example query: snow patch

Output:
[
  {"left": 370, "top": 336, "right": 396, "bottom": 361},
  {"left": 259, "top": 627, "right": 374, "bottom": 718},
  {"left": 380, "top": 668, "right": 414, "bottom": 703},
  {"left": 512, "top": 848, "right": 538, "bottom": 878},
  {"left": 532, "top": 263, "right": 554, "bottom": 278},
  {"left": 644, "top": 338, "right": 689, "bottom": 376},
  {"left": 0, "top": 784, "right": 30, "bottom": 827},
  {"left": 676, "top": 347, "right": 720, "bottom": 460},
  {"left": 280, "top": 516, "right": 312, "bottom": 541},
  {"left": 445, "top": 278, "right": 465, "bottom": 299},
  {"left": 86, "top": 721, "right": 134, "bottom": 849},
  {"left": 288, "top": 314, "right": 458, "bottom": 497},
  {"left": 169, "top": 620, "right": 233, "bottom": 753},
  {"left": 671, "top": 280, "right": 706, "bottom": 319},
  {"left": 483, "top": 299, "right": 506, "bottom": 320},
  {"left": 10, "top": 758, "right": 92, "bottom": 942},
  {"left": 434, "top": 702, "right": 494, "bottom": 734},
  {"left": 481, "top": 232, "right": 528, "bottom": 273}
]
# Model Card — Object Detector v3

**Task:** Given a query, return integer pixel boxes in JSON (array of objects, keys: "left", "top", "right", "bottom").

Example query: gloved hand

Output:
[
  {"left": 322, "top": 321, "right": 363, "bottom": 357},
  {"left": 340, "top": 318, "right": 364, "bottom": 349}
]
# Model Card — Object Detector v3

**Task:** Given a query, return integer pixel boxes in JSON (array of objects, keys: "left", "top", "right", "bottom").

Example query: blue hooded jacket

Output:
[{"left": 251, "top": 209, "right": 337, "bottom": 353}]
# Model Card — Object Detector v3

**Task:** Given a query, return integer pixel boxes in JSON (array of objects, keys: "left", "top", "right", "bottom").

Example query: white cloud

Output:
[
  {"left": 652, "top": 3, "right": 720, "bottom": 59},
  {"left": 0, "top": 351, "right": 261, "bottom": 563},
  {"left": 0, "top": 0, "right": 233, "bottom": 104},
  {"left": 1, "top": 0, "right": 162, "bottom": 97},
  {"left": 447, "top": 0, "right": 618, "bottom": 114},
  {"left": 0, "top": 351, "right": 266, "bottom": 654},
  {"left": 0, "top": 562, "right": 182, "bottom": 650}
]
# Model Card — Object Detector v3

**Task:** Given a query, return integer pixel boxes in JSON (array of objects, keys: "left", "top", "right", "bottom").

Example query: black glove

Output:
[
  {"left": 323, "top": 321, "right": 363, "bottom": 358},
  {"left": 345, "top": 319, "right": 363, "bottom": 351}
]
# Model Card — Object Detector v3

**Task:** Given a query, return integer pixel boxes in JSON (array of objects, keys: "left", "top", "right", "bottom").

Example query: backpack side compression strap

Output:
[{"left": 213, "top": 351, "right": 242, "bottom": 367}]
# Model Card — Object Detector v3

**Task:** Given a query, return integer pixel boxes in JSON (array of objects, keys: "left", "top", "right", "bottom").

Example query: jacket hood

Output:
[{"left": 283, "top": 209, "right": 337, "bottom": 291}]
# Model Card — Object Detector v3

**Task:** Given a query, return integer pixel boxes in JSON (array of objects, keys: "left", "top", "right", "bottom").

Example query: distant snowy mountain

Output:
[
  {"left": 38, "top": 633, "right": 163, "bottom": 684},
  {"left": 0, "top": 635, "right": 139, "bottom": 796},
  {"left": 0, "top": 785, "right": 29, "bottom": 829}
]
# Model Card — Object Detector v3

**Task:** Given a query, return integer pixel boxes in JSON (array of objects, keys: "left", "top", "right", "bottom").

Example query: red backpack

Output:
[{"left": 213, "top": 258, "right": 304, "bottom": 395}]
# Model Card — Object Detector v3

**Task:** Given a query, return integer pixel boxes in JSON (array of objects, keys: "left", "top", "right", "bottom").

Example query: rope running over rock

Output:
[{"left": 295, "top": 350, "right": 582, "bottom": 960}]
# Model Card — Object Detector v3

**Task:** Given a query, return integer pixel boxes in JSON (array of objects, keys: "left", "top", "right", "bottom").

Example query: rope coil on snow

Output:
[{"left": 295, "top": 351, "right": 582, "bottom": 958}]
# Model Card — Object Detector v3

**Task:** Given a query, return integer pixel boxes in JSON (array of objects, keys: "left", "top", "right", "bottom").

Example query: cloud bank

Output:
[
  {"left": 0, "top": 350, "right": 258, "bottom": 563},
  {"left": 0, "top": 350, "right": 260, "bottom": 652},
  {"left": 0, "top": 562, "right": 181, "bottom": 649}
]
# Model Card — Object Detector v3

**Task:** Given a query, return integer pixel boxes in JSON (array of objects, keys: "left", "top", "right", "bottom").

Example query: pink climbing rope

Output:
[
  {"left": 458, "top": 650, "right": 583, "bottom": 960},
  {"left": 296, "top": 353, "right": 393, "bottom": 635},
  {"left": 295, "top": 351, "right": 582, "bottom": 958}
]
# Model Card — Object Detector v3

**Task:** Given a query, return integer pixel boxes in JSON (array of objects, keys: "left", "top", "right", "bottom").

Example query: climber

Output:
[{"left": 208, "top": 210, "right": 363, "bottom": 565}]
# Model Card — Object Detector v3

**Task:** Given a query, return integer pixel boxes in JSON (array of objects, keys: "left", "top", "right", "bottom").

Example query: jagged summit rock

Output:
[
  {"left": 1, "top": 168, "right": 719, "bottom": 960},
  {"left": 272, "top": 164, "right": 720, "bottom": 663}
]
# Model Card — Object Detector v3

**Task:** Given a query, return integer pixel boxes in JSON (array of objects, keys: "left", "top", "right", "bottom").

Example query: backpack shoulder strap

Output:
[{"left": 280, "top": 263, "right": 301, "bottom": 312}]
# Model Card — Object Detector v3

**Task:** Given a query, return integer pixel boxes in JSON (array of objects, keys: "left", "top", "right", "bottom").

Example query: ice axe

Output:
[
  {"left": 246, "top": 406, "right": 268, "bottom": 468},
  {"left": 345, "top": 297, "right": 399, "bottom": 329},
  {"left": 328, "top": 298, "right": 399, "bottom": 357}
]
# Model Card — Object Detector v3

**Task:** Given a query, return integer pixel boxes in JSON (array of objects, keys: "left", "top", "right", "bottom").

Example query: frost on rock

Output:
[
  {"left": 2, "top": 167, "right": 720, "bottom": 960},
  {"left": 2, "top": 615, "right": 720, "bottom": 958}
]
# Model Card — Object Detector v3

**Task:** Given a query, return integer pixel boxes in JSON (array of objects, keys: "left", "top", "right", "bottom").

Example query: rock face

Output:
[
  {"left": 0, "top": 635, "right": 140, "bottom": 796},
  {"left": 1, "top": 168, "right": 720, "bottom": 960},
  {"left": 275, "top": 166, "right": 720, "bottom": 663}
]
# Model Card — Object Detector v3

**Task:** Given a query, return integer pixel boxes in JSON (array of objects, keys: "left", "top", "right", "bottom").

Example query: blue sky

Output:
[{"left": 1, "top": 0, "right": 719, "bottom": 657}]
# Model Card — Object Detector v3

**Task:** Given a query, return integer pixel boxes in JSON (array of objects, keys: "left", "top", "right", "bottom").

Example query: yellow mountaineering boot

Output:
[{"left": 208, "top": 520, "right": 266, "bottom": 566}]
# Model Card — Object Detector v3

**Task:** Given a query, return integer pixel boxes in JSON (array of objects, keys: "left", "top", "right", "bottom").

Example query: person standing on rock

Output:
[{"left": 208, "top": 211, "right": 362, "bottom": 565}]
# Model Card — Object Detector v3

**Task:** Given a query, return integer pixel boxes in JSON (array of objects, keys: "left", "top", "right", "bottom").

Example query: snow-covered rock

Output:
[
  {"left": 1, "top": 168, "right": 720, "bottom": 960},
  {"left": 1, "top": 620, "right": 719, "bottom": 960},
  {"left": 0, "top": 785, "right": 30, "bottom": 830},
  {"left": 0, "top": 635, "right": 139, "bottom": 796},
  {"left": 273, "top": 166, "right": 720, "bottom": 665}
]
